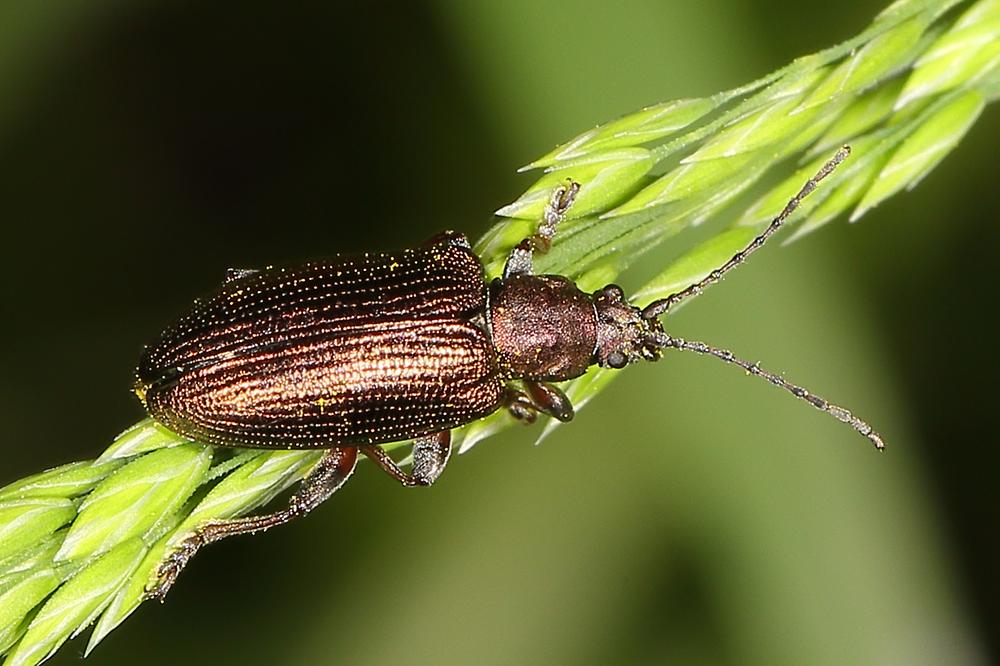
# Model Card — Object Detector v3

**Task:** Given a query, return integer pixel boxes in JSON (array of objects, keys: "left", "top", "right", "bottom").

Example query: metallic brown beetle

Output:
[{"left": 138, "top": 146, "right": 882, "bottom": 598}]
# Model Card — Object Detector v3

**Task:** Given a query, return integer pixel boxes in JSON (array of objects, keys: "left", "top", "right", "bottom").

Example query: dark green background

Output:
[{"left": 1, "top": 1, "right": 996, "bottom": 664}]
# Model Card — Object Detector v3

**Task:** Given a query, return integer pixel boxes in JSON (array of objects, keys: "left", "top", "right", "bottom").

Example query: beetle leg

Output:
[
  {"left": 534, "top": 179, "right": 581, "bottom": 252},
  {"left": 412, "top": 431, "right": 452, "bottom": 484},
  {"left": 422, "top": 229, "right": 471, "bottom": 249},
  {"left": 361, "top": 430, "right": 452, "bottom": 487},
  {"left": 502, "top": 241, "right": 533, "bottom": 278},
  {"left": 504, "top": 382, "right": 574, "bottom": 423},
  {"left": 504, "top": 388, "right": 539, "bottom": 423},
  {"left": 502, "top": 180, "right": 580, "bottom": 279},
  {"left": 524, "top": 380, "right": 574, "bottom": 422},
  {"left": 502, "top": 240, "right": 535, "bottom": 278},
  {"left": 147, "top": 446, "right": 358, "bottom": 601}
]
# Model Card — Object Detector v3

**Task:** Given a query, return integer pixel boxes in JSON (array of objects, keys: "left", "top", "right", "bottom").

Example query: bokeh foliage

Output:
[{"left": 0, "top": 0, "right": 997, "bottom": 664}]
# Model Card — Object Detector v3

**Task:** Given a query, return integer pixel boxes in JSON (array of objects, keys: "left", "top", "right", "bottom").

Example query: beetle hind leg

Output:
[
  {"left": 362, "top": 430, "right": 452, "bottom": 488},
  {"left": 147, "top": 446, "right": 359, "bottom": 601}
]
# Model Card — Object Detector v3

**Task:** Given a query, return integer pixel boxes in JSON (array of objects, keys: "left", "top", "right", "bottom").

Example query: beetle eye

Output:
[
  {"left": 602, "top": 284, "right": 625, "bottom": 300},
  {"left": 607, "top": 351, "right": 628, "bottom": 369}
]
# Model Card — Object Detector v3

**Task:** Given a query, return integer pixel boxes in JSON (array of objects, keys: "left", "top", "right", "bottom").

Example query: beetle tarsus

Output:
[
  {"left": 148, "top": 534, "right": 204, "bottom": 601},
  {"left": 535, "top": 179, "right": 580, "bottom": 251},
  {"left": 362, "top": 431, "right": 452, "bottom": 487},
  {"left": 145, "top": 447, "right": 358, "bottom": 599},
  {"left": 411, "top": 431, "right": 452, "bottom": 485},
  {"left": 502, "top": 179, "right": 580, "bottom": 279},
  {"left": 502, "top": 240, "right": 536, "bottom": 279},
  {"left": 504, "top": 389, "right": 539, "bottom": 423}
]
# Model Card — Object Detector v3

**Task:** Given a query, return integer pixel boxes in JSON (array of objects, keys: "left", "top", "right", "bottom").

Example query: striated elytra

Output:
[
  {"left": 136, "top": 146, "right": 883, "bottom": 599},
  {"left": 135, "top": 229, "right": 659, "bottom": 451}
]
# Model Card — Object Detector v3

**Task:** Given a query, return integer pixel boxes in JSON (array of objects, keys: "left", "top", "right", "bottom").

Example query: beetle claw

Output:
[{"left": 146, "top": 533, "right": 204, "bottom": 602}]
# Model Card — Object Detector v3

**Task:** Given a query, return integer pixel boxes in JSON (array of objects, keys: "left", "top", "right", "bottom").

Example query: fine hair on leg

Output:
[{"left": 503, "top": 179, "right": 580, "bottom": 279}]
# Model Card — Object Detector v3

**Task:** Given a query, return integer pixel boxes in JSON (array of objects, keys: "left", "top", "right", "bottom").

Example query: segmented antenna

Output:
[
  {"left": 638, "top": 146, "right": 883, "bottom": 450},
  {"left": 652, "top": 333, "right": 885, "bottom": 450},
  {"left": 642, "top": 146, "right": 850, "bottom": 320}
]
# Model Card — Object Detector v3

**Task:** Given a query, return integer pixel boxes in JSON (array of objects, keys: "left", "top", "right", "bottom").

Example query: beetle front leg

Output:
[
  {"left": 534, "top": 180, "right": 581, "bottom": 252},
  {"left": 502, "top": 180, "right": 580, "bottom": 278},
  {"left": 504, "top": 382, "right": 575, "bottom": 423},
  {"left": 525, "top": 380, "right": 574, "bottom": 422},
  {"left": 362, "top": 430, "right": 452, "bottom": 487},
  {"left": 147, "top": 446, "right": 359, "bottom": 601}
]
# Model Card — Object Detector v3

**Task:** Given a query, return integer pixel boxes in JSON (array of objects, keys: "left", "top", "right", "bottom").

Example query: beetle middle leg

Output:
[
  {"left": 504, "top": 381, "right": 575, "bottom": 423},
  {"left": 503, "top": 180, "right": 580, "bottom": 278},
  {"left": 362, "top": 430, "right": 452, "bottom": 487},
  {"left": 148, "top": 446, "right": 359, "bottom": 601}
]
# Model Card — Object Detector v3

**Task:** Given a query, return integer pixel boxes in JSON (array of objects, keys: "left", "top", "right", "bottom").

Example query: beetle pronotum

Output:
[{"left": 136, "top": 145, "right": 879, "bottom": 598}]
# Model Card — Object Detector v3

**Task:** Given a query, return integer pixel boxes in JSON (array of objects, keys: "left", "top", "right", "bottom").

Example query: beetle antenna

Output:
[
  {"left": 642, "top": 146, "right": 850, "bottom": 320},
  {"left": 651, "top": 332, "right": 885, "bottom": 450}
]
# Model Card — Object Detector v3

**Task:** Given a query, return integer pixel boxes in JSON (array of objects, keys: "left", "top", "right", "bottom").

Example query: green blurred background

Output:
[{"left": 1, "top": 1, "right": 997, "bottom": 664}]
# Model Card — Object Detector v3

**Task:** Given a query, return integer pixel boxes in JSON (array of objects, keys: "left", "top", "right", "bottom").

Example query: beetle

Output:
[{"left": 137, "top": 146, "right": 882, "bottom": 598}]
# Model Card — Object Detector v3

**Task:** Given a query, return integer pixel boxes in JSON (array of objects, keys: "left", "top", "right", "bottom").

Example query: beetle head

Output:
[{"left": 592, "top": 284, "right": 665, "bottom": 369}]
